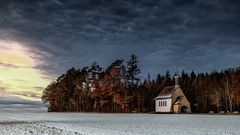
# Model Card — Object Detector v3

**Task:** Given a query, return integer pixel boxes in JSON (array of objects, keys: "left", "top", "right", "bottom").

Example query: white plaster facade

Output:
[{"left": 155, "top": 98, "right": 172, "bottom": 112}]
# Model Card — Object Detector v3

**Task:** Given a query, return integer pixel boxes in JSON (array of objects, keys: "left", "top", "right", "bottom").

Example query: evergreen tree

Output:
[
  {"left": 156, "top": 73, "right": 163, "bottom": 84},
  {"left": 126, "top": 54, "right": 140, "bottom": 111},
  {"left": 42, "top": 57, "right": 240, "bottom": 113}
]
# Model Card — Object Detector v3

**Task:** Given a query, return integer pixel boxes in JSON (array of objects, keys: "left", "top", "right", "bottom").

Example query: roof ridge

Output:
[
  {"left": 157, "top": 85, "right": 177, "bottom": 97},
  {"left": 164, "top": 86, "right": 175, "bottom": 88}
]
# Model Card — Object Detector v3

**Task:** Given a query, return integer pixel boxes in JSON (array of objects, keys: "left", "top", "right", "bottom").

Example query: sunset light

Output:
[
  {"left": 0, "top": 1, "right": 240, "bottom": 134},
  {"left": 0, "top": 40, "right": 52, "bottom": 101}
]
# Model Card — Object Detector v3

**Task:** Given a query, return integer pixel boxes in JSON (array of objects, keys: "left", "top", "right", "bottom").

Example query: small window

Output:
[{"left": 159, "top": 101, "right": 167, "bottom": 107}]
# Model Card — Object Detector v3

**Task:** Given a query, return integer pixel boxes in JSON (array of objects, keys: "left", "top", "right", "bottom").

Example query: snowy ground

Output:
[{"left": 0, "top": 113, "right": 239, "bottom": 135}]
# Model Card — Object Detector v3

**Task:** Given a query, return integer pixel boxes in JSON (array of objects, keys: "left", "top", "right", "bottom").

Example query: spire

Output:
[{"left": 174, "top": 67, "right": 180, "bottom": 88}]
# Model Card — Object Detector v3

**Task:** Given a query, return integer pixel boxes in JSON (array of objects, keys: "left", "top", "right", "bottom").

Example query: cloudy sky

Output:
[{"left": 0, "top": 0, "right": 240, "bottom": 112}]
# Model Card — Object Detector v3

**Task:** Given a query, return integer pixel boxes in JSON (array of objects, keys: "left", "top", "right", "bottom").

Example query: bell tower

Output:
[
  {"left": 174, "top": 74, "right": 180, "bottom": 88},
  {"left": 174, "top": 68, "right": 180, "bottom": 88}
]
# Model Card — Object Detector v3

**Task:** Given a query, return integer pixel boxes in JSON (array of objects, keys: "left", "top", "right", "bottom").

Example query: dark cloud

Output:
[
  {"left": 0, "top": 62, "right": 19, "bottom": 68},
  {"left": 0, "top": 0, "right": 240, "bottom": 78},
  {"left": 0, "top": 95, "right": 46, "bottom": 112},
  {"left": 12, "top": 92, "right": 41, "bottom": 99},
  {"left": 0, "top": 97, "right": 41, "bottom": 106},
  {"left": 0, "top": 62, "right": 32, "bottom": 69},
  {"left": 0, "top": 82, "right": 45, "bottom": 112}
]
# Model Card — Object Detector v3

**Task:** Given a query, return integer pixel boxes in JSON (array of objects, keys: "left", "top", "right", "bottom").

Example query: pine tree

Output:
[{"left": 126, "top": 54, "right": 140, "bottom": 111}]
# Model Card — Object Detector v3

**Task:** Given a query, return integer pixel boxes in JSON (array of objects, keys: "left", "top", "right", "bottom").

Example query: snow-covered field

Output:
[{"left": 0, "top": 113, "right": 239, "bottom": 135}]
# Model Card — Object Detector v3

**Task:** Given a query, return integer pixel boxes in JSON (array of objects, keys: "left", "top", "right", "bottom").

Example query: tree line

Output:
[{"left": 42, "top": 54, "right": 240, "bottom": 113}]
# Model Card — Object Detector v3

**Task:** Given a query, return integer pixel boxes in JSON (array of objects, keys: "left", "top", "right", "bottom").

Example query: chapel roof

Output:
[{"left": 154, "top": 86, "right": 176, "bottom": 100}]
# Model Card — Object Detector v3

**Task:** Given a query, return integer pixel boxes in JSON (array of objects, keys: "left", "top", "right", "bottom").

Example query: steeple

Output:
[
  {"left": 174, "top": 73, "right": 180, "bottom": 88},
  {"left": 174, "top": 67, "right": 180, "bottom": 88}
]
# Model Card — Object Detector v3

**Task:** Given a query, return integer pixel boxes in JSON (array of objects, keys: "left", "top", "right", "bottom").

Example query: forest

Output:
[{"left": 42, "top": 54, "right": 240, "bottom": 113}]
